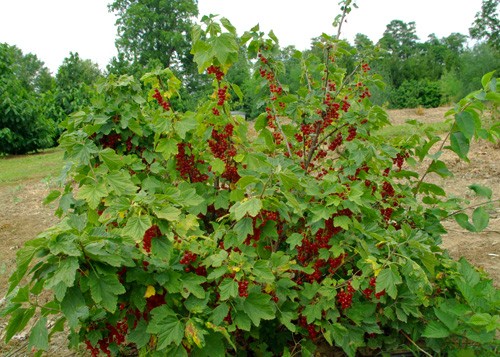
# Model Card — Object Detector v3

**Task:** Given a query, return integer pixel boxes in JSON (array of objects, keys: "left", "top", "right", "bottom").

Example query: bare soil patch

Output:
[{"left": 0, "top": 106, "right": 498, "bottom": 355}]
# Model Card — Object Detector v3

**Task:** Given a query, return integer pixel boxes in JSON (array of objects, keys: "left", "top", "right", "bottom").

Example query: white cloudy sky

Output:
[{"left": 0, "top": 0, "right": 484, "bottom": 74}]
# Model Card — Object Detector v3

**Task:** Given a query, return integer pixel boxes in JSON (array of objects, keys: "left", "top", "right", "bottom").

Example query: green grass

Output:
[
  {"left": 374, "top": 121, "right": 451, "bottom": 139},
  {"left": 0, "top": 148, "right": 65, "bottom": 187}
]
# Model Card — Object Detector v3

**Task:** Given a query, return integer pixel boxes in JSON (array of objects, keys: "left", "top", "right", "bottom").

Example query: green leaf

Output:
[
  {"left": 333, "top": 215, "right": 351, "bottom": 230},
  {"left": 219, "top": 278, "right": 238, "bottom": 301},
  {"left": 376, "top": 266, "right": 402, "bottom": 299},
  {"left": 181, "top": 274, "right": 206, "bottom": 299},
  {"left": 449, "top": 131, "right": 470, "bottom": 161},
  {"left": 99, "top": 148, "right": 124, "bottom": 170},
  {"left": 472, "top": 207, "right": 489, "bottom": 232},
  {"left": 212, "top": 33, "right": 239, "bottom": 66},
  {"left": 123, "top": 215, "right": 152, "bottom": 242},
  {"left": 43, "top": 190, "right": 61, "bottom": 205},
  {"left": 455, "top": 112, "right": 475, "bottom": 141},
  {"left": 243, "top": 292, "right": 275, "bottom": 326},
  {"left": 286, "top": 233, "right": 303, "bottom": 250},
  {"left": 128, "top": 319, "right": 150, "bottom": 349},
  {"left": 211, "top": 303, "right": 229, "bottom": 325},
  {"left": 253, "top": 260, "right": 275, "bottom": 283},
  {"left": 454, "top": 213, "right": 476, "bottom": 232},
  {"left": 5, "top": 307, "right": 36, "bottom": 342},
  {"left": 153, "top": 206, "right": 181, "bottom": 221},
  {"left": 234, "top": 217, "right": 254, "bottom": 243},
  {"left": 220, "top": 17, "right": 237, "bottom": 35},
  {"left": 422, "top": 320, "right": 450, "bottom": 338},
  {"left": 468, "top": 184, "right": 492, "bottom": 199},
  {"left": 45, "top": 256, "right": 79, "bottom": 290},
  {"left": 148, "top": 306, "right": 185, "bottom": 349},
  {"left": 61, "top": 287, "right": 89, "bottom": 329},
  {"left": 88, "top": 271, "right": 126, "bottom": 312},
  {"left": 174, "top": 116, "right": 198, "bottom": 139},
  {"left": 427, "top": 160, "right": 453, "bottom": 178},
  {"left": 28, "top": 317, "right": 49, "bottom": 351},
  {"left": 76, "top": 180, "right": 107, "bottom": 209},
  {"left": 156, "top": 138, "right": 178, "bottom": 159},
  {"left": 231, "top": 197, "right": 262, "bottom": 220},
  {"left": 105, "top": 171, "right": 137, "bottom": 195},
  {"left": 210, "top": 157, "right": 226, "bottom": 175}
]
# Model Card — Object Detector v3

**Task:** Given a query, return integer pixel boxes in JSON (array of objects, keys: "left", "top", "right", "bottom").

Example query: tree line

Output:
[{"left": 1, "top": 0, "right": 498, "bottom": 155}]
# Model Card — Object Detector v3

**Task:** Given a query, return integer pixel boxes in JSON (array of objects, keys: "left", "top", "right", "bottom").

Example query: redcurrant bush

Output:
[{"left": 2, "top": 14, "right": 499, "bottom": 357}]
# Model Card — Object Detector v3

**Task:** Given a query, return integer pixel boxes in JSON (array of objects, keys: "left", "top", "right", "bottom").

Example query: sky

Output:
[{"left": 0, "top": 0, "right": 485, "bottom": 74}]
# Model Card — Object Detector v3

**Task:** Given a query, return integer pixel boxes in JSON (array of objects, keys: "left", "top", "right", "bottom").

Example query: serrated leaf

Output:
[
  {"left": 210, "top": 157, "right": 226, "bottom": 175},
  {"left": 61, "top": 287, "right": 89, "bottom": 329},
  {"left": 211, "top": 303, "right": 229, "bottom": 325},
  {"left": 454, "top": 213, "right": 476, "bottom": 232},
  {"left": 243, "top": 292, "right": 275, "bottom": 326},
  {"left": 123, "top": 215, "right": 152, "bottom": 242},
  {"left": 286, "top": 233, "right": 303, "bottom": 250},
  {"left": 468, "top": 184, "right": 492, "bottom": 199},
  {"left": 174, "top": 116, "right": 198, "bottom": 139},
  {"left": 422, "top": 320, "right": 450, "bottom": 338},
  {"left": 428, "top": 160, "right": 453, "bottom": 178},
  {"left": 234, "top": 217, "right": 254, "bottom": 243},
  {"left": 376, "top": 266, "right": 402, "bottom": 299},
  {"left": 231, "top": 197, "right": 262, "bottom": 220},
  {"left": 333, "top": 215, "right": 351, "bottom": 230},
  {"left": 128, "top": 319, "right": 150, "bottom": 349},
  {"left": 153, "top": 206, "right": 181, "bottom": 221},
  {"left": 148, "top": 306, "right": 185, "bottom": 349},
  {"left": 472, "top": 207, "right": 489, "bottom": 232},
  {"left": 253, "top": 260, "right": 275, "bottom": 283},
  {"left": 43, "top": 190, "right": 61, "bottom": 205},
  {"left": 449, "top": 131, "right": 470, "bottom": 161},
  {"left": 455, "top": 112, "right": 475, "bottom": 141},
  {"left": 106, "top": 171, "right": 137, "bottom": 195},
  {"left": 45, "top": 256, "right": 79, "bottom": 290},
  {"left": 5, "top": 307, "right": 36, "bottom": 342},
  {"left": 156, "top": 138, "right": 178, "bottom": 159},
  {"left": 76, "top": 180, "right": 107, "bottom": 209},
  {"left": 88, "top": 271, "right": 125, "bottom": 312},
  {"left": 219, "top": 279, "right": 238, "bottom": 301},
  {"left": 181, "top": 274, "right": 206, "bottom": 299},
  {"left": 99, "top": 148, "right": 124, "bottom": 170},
  {"left": 28, "top": 317, "right": 49, "bottom": 352}
]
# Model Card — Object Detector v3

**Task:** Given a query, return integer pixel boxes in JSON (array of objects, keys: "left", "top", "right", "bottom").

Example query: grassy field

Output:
[{"left": 0, "top": 148, "right": 64, "bottom": 187}]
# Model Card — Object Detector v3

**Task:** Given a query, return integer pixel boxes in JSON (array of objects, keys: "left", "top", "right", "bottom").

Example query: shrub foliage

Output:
[{"left": 2, "top": 15, "right": 499, "bottom": 356}]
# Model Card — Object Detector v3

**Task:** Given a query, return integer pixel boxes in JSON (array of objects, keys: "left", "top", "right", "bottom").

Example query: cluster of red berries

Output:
[
  {"left": 257, "top": 52, "right": 268, "bottom": 64},
  {"left": 175, "top": 142, "right": 208, "bottom": 183},
  {"left": 208, "top": 124, "right": 235, "bottom": 159},
  {"left": 337, "top": 282, "right": 355, "bottom": 309},
  {"left": 217, "top": 86, "right": 228, "bottom": 106},
  {"left": 143, "top": 225, "right": 162, "bottom": 253},
  {"left": 180, "top": 251, "right": 198, "bottom": 265},
  {"left": 380, "top": 207, "right": 394, "bottom": 222},
  {"left": 99, "top": 133, "right": 122, "bottom": 149},
  {"left": 84, "top": 321, "right": 128, "bottom": 357},
  {"left": 346, "top": 126, "right": 357, "bottom": 141},
  {"left": 362, "top": 63, "right": 371, "bottom": 72},
  {"left": 238, "top": 280, "right": 249, "bottom": 297},
  {"left": 207, "top": 65, "right": 224, "bottom": 81},
  {"left": 381, "top": 181, "right": 395, "bottom": 198},
  {"left": 392, "top": 152, "right": 409, "bottom": 171},
  {"left": 298, "top": 316, "right": 318, "bottom": 340},
  {"left": 152, "top": 88, "right": 171, "bottom": 111}
]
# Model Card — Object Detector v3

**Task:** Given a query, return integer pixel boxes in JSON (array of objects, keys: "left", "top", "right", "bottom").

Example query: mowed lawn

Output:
[{"left": 0, "top": 148, "right": 65, "bottom": 187}]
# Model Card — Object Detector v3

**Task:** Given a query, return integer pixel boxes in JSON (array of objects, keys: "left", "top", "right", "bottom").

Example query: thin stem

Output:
[
  {"left": 401, "top": 331, "right": 433, "bottom": 357},
  {"left": 443, "top": 199, "right": 499, "bottom": 220}
]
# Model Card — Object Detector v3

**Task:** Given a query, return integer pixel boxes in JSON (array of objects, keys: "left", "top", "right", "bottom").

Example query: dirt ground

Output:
[{"left": 0, "top": 107, "right": 498, "bottom": 355}]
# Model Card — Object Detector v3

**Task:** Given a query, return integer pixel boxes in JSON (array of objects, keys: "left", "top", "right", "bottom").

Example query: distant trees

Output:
[
  {"left": 0, "top": 43, "right": 55, "bottom": 154},
  {"left": 469, "top": 0, "right": 500, "bottom": 50}
]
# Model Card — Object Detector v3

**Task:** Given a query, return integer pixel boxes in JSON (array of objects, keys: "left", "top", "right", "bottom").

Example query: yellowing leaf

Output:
[{"left": 145, "top": 285, "right": 156, "bottom": 298}]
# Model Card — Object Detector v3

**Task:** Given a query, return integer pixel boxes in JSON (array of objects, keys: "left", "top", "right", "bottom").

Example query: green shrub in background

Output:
[{"left": 390, "top": 80, "right": 442, "bottom": 109}]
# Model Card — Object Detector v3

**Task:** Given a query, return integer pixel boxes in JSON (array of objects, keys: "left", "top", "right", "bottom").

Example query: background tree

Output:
[
  {"left": 469, "top": 0, "right": 500, "bottom": 50},
  {"left": 108, "top": 0, "right": 199, "bottom": 72},
  {"left": 0, "top": 43, "right": 55, "bottom": 154}
]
